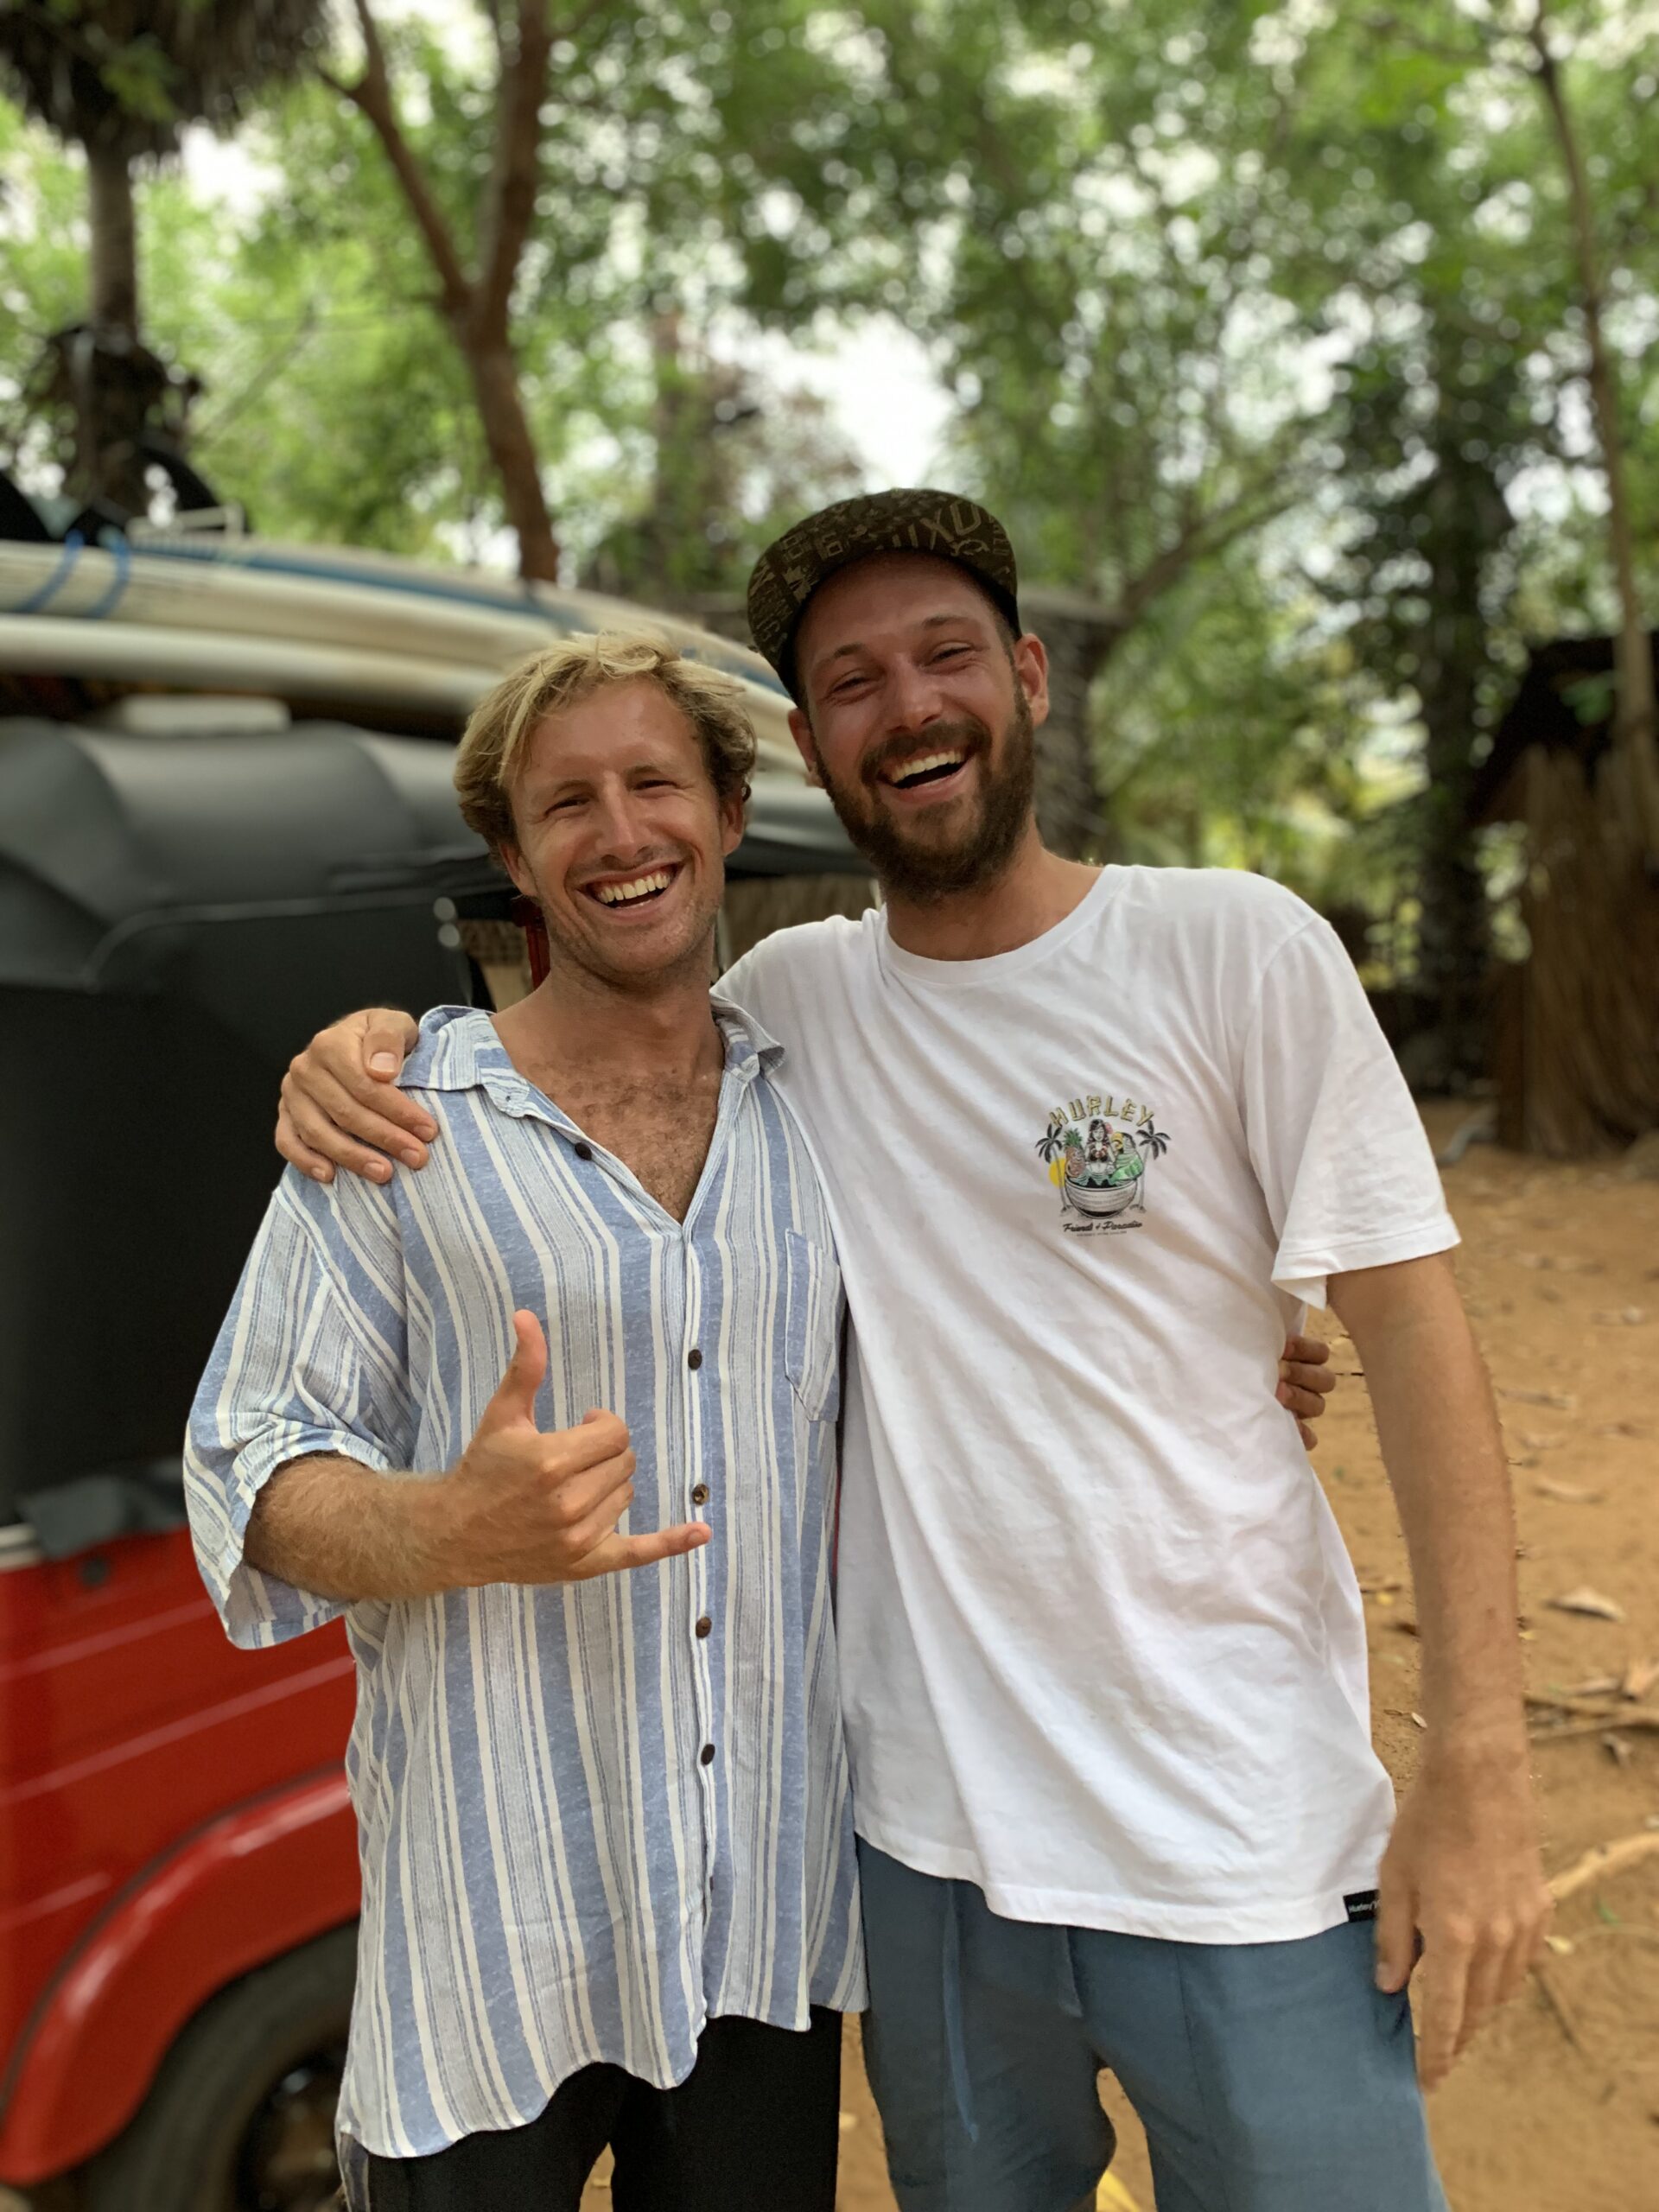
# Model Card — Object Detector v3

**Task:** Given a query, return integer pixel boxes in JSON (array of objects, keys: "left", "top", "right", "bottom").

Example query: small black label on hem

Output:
[{"left": 1344, "top": 1889, "right": 1380, "bottom": 1922}]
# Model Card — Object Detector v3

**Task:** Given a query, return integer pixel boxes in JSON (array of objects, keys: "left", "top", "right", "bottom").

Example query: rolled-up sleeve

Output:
[{"left": 184, "top": 1167, "right": 416, "bottom": 1648}]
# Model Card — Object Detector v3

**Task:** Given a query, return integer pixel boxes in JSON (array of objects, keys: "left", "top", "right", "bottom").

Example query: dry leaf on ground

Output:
[
  {"left": 1548, "top": 1586, "right": 1627, "bottom": 1623},
  {"left": 1498, "top": 1387, "right": 1578, "bottom": 1410},
  {"left": 1535, "top": 1479, "right": 1604, "bottom": 1503},
  {"left": 1621, "top": 1656, "right": 1659, "bottom": 1700}
]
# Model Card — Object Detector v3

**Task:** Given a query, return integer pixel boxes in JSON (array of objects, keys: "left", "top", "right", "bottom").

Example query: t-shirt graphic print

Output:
[{"left": 1036, "top": 1089, "right": 1170, "bottom": 1235}]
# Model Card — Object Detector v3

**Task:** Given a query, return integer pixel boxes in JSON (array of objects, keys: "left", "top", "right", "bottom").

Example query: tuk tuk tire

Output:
[{"left": 79, "top": 1922, "right": 358, "bottom": 2212}]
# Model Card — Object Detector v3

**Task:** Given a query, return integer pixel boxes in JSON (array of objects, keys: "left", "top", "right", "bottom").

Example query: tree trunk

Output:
[
  {"left": 48, "top": 138, "right": 156, "bottom": 515},
  {"left": 1532, "top": 13, "right": 1659, "bottom": 860},
  {"left": 1498, "top": 745, "right": 1659, "bottom": 1154},
  {"left": 1409, "top": 387, "right": 1505, "bottom": 1090},
  {"left": 462, "top": 335, "right": 561, "bottom": 582},
  {"left": 86, "top": 138, "right": 138, "bottom": 335},
  {"left": 1021, "top": 586, "right": 1122, "bottom": 859}
]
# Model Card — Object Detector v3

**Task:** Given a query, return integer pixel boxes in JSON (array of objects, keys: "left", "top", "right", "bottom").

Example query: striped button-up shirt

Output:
[{"left": 184, "top": 1003, "right": 862, "bottom": 2162}]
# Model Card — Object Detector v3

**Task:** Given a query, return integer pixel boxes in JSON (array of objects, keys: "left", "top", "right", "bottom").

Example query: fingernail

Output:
[
  {"left": 418, "top": 1121, "right": 438, "bottom": 1140},
  {"left": 401, "top": 1148, "right": 424, "bottom": 1166},
  {"left": 369, "top": 1160, "right": 391, "bottom": 1182},
  {"left": 369, "top": 1052, "right": 398, "bottom": 1075},
  {"left": 310, "top": 1166, "right": 332, "bottom": 1184}
]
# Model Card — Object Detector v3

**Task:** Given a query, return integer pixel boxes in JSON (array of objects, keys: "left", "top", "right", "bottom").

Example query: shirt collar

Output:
[{"left": 401, "top": 1001, "right": 784, "bottom": 1121}]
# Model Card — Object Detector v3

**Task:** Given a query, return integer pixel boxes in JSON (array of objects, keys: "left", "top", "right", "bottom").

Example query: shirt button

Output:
[
  {"left": 687, "top": 1348, "right": 702, "bottom": 1370},
  {"left": 573, "top": 1141, "right": 593, "bottom": 1160},
  {"left": 696, "top": 1615, "right": 712, "bottom": 1638},
  {"left": 691, "top": 1484, "right": 709, "bottom": 1506},
  {"left": 699, "top": 1743, "right": 715, "bottom": 1766}
]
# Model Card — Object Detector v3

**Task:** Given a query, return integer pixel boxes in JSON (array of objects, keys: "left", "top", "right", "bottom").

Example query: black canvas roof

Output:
[{"left": 0, "top": 718, "right": 864, "bottom": 993}]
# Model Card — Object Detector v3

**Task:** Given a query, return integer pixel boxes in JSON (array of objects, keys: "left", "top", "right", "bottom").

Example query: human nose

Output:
[
  {"left": 588, "top": 785, "right": 657, "bottom": 864},
  {"left": 882, "top": 655, "right": 948, "bottom": 736}
]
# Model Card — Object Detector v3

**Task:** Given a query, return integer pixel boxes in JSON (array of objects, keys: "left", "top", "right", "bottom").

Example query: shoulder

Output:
[
  {"left": 1110, "top": 863, "right": 1317, "bottom": 945},
  {"left": 720, "top": 911, "right": 879, "bottom": 1024},
  {"left": 397, "top": 1004, "right": 496, "bottom": 1100},
  {"left": 1101, "top": 868, "right": 1347, "bottom": 1043}
]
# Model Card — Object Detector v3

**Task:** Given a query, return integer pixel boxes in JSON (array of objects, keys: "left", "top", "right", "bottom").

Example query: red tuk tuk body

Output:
[{"left": 0, "top": 1531, "right": 358, "bottom": 2185}]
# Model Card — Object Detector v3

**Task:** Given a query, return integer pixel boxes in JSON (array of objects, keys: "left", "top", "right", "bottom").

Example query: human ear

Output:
[
  {"left": 1014, "top": 634, "right": 1051, "bottom": 729},
  {"left": 787, "top": 706, "right": 824, "bottom": 787}
]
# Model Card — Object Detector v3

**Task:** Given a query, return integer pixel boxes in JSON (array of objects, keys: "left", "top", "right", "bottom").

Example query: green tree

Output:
[{"left": 0, "top": 0, "right": 326, "bottom": 510}]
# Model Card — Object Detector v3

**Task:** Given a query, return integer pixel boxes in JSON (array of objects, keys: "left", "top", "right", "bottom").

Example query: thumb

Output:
[
  {"left": 1375, "top": 1873, "right": 1418, "bottom": 1994},
  {"left": 364, "top": 1008, "right": 419, "bottom": 1081},
  {"left": 481, "top": 1312, "right": 546, "bottom": 1433}
]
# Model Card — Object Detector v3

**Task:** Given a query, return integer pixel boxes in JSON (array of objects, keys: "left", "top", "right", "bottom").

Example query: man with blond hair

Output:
[{"left": 185, "top": 634, "right": 863, "bottom": 2212}]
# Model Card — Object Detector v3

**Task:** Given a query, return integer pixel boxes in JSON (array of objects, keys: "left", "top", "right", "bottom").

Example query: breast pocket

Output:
[{"left": 784, "top": 1229, "right": 842, "bottom": 1423}]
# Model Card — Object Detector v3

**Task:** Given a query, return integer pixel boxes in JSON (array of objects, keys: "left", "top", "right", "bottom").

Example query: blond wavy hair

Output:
[{"left": 454, "top": 632, "right": 758, "bottom": 850}]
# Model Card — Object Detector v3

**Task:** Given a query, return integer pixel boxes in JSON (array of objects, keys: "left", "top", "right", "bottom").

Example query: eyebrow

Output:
[
  {"left": 523, "top": 755, "right": 684, "bottom": 798},
  {"left": 811, "top": 611, "right": 987, "bottom": 676}
]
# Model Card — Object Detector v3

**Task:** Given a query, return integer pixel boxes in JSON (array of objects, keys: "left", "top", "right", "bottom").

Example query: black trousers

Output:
[{"left": 354, "top": 2010, "right": 842, "bottom": 2212}]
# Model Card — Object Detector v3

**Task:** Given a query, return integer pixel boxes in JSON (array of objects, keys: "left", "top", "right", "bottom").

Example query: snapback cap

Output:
[{"left": 747, "top": 488, "right": 1020, "bottom": 700}]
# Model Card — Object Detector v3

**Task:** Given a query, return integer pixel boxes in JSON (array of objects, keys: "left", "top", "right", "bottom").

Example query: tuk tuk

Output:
[{"left": 0, "top": 702, "right": 867, "bottom": 2211}]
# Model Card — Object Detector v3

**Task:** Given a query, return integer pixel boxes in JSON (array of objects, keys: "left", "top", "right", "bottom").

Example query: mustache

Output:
[{"left": 860, "top": 717, "right": 990, "bottom": 790}]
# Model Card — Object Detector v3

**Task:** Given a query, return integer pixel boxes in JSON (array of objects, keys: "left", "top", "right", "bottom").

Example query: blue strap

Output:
[
  {"left": 82, "top": 528, "right": 130, "bottom": 619},
  {"left": 8, "top": 531, "right": 83, "bottom": 614}
]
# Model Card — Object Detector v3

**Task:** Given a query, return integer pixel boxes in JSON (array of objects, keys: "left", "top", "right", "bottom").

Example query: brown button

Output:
[
  {"left": 687, "top": 1348, "right": 702, "bottom": 1370},
  {"left": 699, "top": 1743, "right": 715, "bottom": 1766},
  {"left": 695, "top": 1615, "right": 712, "bottom": 1638},
  {"left": 572, "top": 1141, "right": 593, "bottom": 1160},
  {"left": 691, "top": 1484, "right": 710, "bottom": 1506}
]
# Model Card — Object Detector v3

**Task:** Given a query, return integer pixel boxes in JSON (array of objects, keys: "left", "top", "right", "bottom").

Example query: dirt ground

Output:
[{"left": 593, "top": 1105, "right": 1659, "bottom": 2212}]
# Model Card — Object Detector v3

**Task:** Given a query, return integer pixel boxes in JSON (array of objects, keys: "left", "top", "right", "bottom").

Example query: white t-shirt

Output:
[{"left": 721, "top": 865, "right": 1459, "bottom": 1943}]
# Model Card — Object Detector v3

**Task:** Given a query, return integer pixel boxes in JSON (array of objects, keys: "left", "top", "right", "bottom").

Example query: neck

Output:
[
  {"left": 880, "top": 824, "right": 1101, "bottom": 961},
  {"left": 493, "top": 940, "right": 722, "bottom": 1085}
]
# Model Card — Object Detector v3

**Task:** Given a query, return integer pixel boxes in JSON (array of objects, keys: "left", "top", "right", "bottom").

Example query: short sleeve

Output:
[
  {"left": 1241, "top": 916, "right": 1459, "bottom": 1310},
  {"left": 183, "top": 1167, "right": 417, "bottom": 1649}
]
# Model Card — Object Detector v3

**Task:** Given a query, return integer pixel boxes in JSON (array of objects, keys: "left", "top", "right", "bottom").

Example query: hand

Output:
[
  {"left": 1374, "top": 1745, "right": 1552, "bottom": 2090},
  {"left": 277, "top": 1007, "right": 432, "bottom": 1185},
  {"left": 1278, "top": 1332, "right": 1335, "bottom": 1450},
  {"left": 435, "top": 1312, "right": 710, "bottom": 1586}
]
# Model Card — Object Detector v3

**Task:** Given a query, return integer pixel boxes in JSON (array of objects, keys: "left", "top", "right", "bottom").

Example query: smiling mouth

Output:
[
  {"left": 880, "top": 747, "right": 969, "bottom": 791},
  {"left": 585, "top": 864, "right": 682, "bottom": 910}
]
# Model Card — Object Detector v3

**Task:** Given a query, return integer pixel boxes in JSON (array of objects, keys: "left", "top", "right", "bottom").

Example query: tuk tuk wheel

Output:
[{"left": 79, "top": 1923, "right": 357, "bottom": 2212}]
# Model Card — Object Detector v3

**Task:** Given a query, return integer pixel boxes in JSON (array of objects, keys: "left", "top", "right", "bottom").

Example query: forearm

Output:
[
  {"left": 1332, "top": 1255, "right": 1527, "bottom": 1756},
  {"left": 245, "top": 1454, "right": 454, "bottom": 1604}
]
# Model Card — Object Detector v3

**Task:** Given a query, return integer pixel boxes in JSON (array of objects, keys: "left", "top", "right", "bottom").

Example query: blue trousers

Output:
[{"left": 858, "top": 1840, "right": 1450, "bottom": 2212}]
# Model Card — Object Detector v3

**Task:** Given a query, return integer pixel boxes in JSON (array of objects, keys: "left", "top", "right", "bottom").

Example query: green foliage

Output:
[
  {"left": 0, "top": 0, "right": 327, "bottom": 156},
  {"left": 3, "top": 0, "right": 1657, "bottom": 1026}
]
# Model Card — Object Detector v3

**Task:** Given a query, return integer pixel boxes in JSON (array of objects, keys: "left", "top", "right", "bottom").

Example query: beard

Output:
[{"left": 813, "top": 689, "right": 1037, "bottom": 903}]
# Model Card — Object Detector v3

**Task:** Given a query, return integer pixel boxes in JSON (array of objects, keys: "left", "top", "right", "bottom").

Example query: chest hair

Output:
[{"left": 556, "top": 1068, "right": 722, "bottom": 1222}]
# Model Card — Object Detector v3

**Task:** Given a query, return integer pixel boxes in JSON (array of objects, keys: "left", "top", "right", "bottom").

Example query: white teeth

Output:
[
  {"left": 888, "top": 750, "right": 966, "bottom": 787},
  {"left": 594, "top": 869, "right": 674, "bottom": 906}
]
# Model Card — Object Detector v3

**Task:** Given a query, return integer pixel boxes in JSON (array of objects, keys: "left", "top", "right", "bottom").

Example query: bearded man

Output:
[{"left": 272, "top": 492, "right": 1544, "bottom": 2212}]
